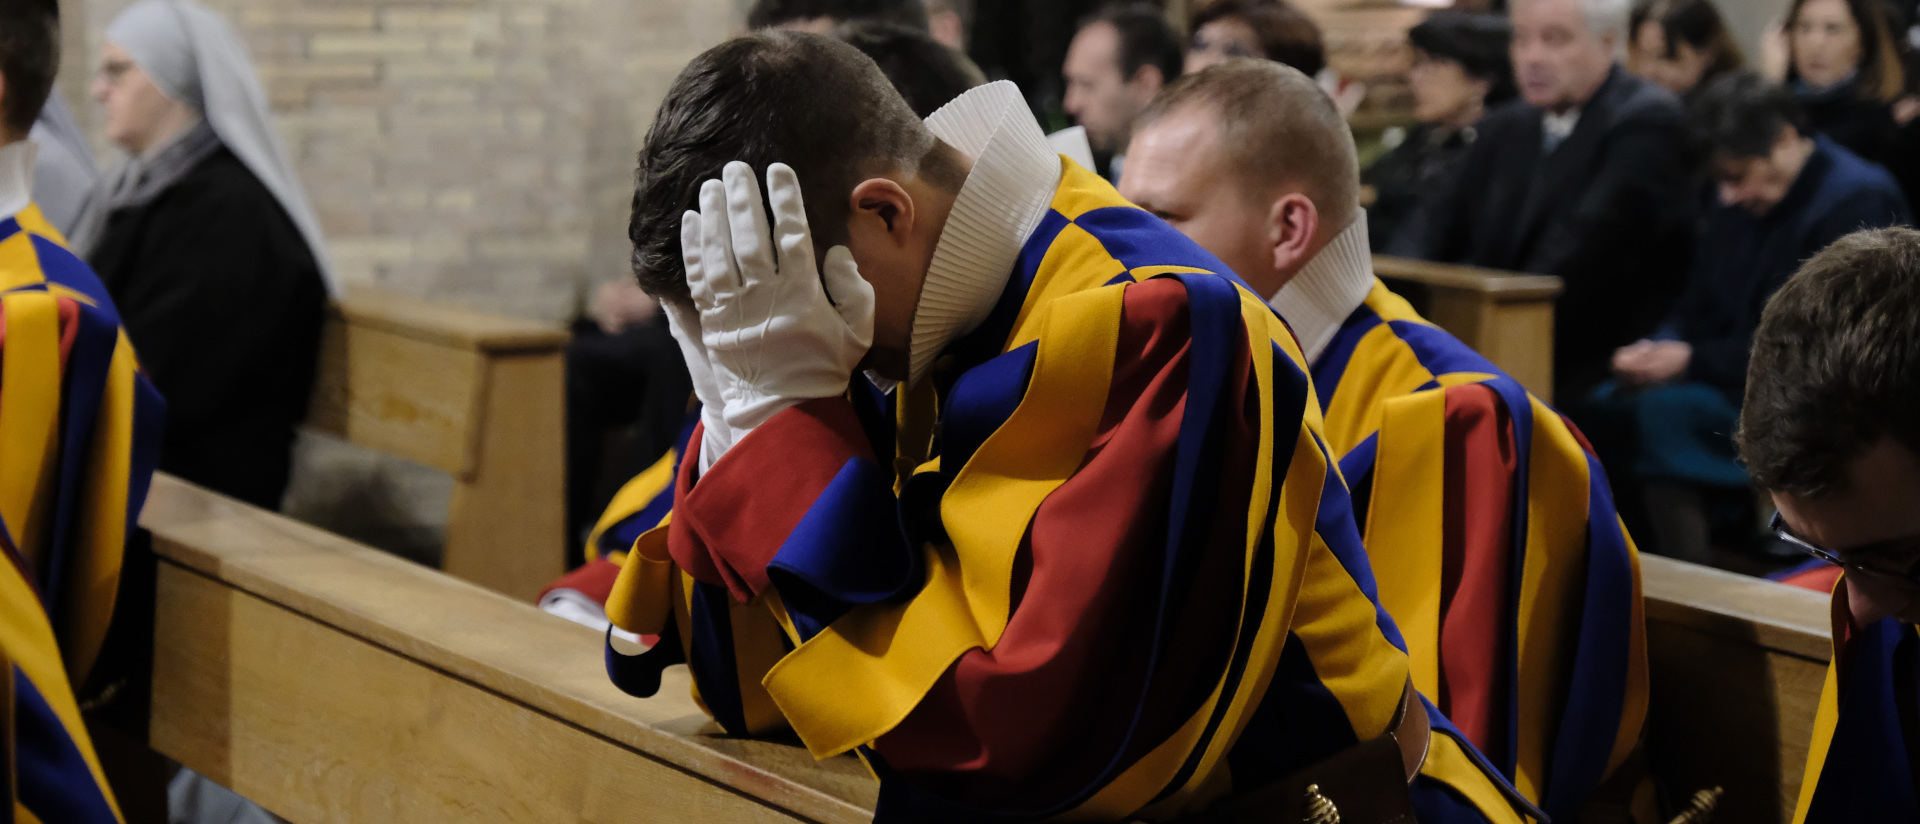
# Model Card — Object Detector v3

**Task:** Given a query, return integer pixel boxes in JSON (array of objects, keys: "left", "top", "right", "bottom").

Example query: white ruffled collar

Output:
[{"left": 1269, "top": 215, "right": 1377, "bottom": 363}]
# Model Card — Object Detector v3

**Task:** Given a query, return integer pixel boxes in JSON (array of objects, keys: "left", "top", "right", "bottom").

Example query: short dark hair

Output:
[
  {"left": 747, "top": 0, "right": 930, "bottom": 32},
  {"left": 1639, "top": 0, "right": 1744, "bottom": 83},
  {"left": 628, "top": 32, "right": 964, "bottom": 306},
  {"left": 0, "top": 0, "right": 60, "bottom": 138},
  {"left": 1082, "top": 3, "right": 1184, "bottom": 85},
  {"left": 838, "top": 21, "right": 986, "bottom": 118},
  {"left": 1739, "top": 227, "right": 1920, "bottom": 497},
  {"left": 1409, "top": 12, "right": 1515, "bottom": 106},
  {"left": 1689, "top": 71, "right": 1808, "bottom": 160},
  {"left": 1189, "top": 0, "right": 1328, "bottom": 78}
]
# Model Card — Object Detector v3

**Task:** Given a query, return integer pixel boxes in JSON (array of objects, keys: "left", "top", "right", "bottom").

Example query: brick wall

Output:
[{"left": 54, "top": 0, "right": 743, "bottom": 322}]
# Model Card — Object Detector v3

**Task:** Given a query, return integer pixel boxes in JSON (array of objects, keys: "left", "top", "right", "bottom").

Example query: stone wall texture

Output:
[{"left": 54, "top": 0, "right": 744, "bottom": 323}]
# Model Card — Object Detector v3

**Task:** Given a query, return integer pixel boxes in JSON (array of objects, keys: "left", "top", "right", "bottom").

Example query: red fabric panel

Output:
[
  {"left": 1438, "top": 383, "right": 1517, "bottom": 757},
  {"left": 1783, "top": 565, "right": 1845, "bottom": 595},
  {"left": 670, "top": 398, "right": 875, "bottom": 602},
  {"left": 876, "top": 279, "right": 1253, "bottom": 809},
  {"left": 538, "top": 557, "right": 623, "bottom": 605}
]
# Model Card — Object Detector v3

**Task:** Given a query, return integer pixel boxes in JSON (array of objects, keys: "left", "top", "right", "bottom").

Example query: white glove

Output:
[
  {"left": 678, "top": 161, "right": 875, "bottom": 468},
  {"left": 660, "top": 293, "right": 733, "bottom": 472}
]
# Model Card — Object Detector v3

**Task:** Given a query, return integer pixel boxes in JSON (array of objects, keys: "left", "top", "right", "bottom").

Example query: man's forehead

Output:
[{"left": 1778, "top": 438, "right": 1920, "bottom": 550}]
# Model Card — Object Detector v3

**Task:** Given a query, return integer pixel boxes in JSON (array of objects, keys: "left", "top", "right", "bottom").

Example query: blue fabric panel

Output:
[
  {"left": 15, "top": 667, "right": 120, "bottom": 824},
  {"left": 40, "top": 299, "right": 118, "bottom": 602},
  {"left": 1312, "top": 438, "right": 1410, "bottom": 654},
  {"left": 30, "top": 235, "right": 120, "bottom": 324},
  {"left": 940, "top": 342, "right": 1036, "bottom": 474},
  {"left": 1804, "top": 618, "right": 1920, "bottom": 822},
  {"left": 1311, "top": 304, "right": 1384, "bottom": 413},
  {"left": 766, "top": 458, "right": 920, "bottom": 641},
  {"left": 686, "top": 582, "right": 750, "bottom": 735},
  {"left": 604, "top": 622, "right": 684, "bottom": 699},
  {"left": 1068, "top": 206, "right": 1238, "bottom": 283}
]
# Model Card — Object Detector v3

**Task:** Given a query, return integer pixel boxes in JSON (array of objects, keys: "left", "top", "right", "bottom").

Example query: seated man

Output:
[
  {"left": 1594, "top": 71, "right": 1910, "bottom": 560},
  {"left": 1738, "top": 227, "right": 1920, "bottom": 821},
  {"left": 1062, "top": 3, "right": 1182, "bottom": 182},
  {"left": 0, "top": 1, "right": 166, "bottom": 818},
  {"left": 1120, "top": 60, "right": 1650, "bottom": 822},
  {"left": 1388, "top": 0, "right": 1697, "bottom": 401},
  {"left": 603, "top": 31, "right": 1537, "bottom": 823}
]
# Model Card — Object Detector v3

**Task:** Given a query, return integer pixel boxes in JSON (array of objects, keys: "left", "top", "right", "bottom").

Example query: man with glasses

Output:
[{"left": 1738, "top": 226, "right": 1920, "bottom": 821}]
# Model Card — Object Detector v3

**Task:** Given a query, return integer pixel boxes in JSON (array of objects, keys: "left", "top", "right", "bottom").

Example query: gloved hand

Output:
[{"left": 676, "top": 160, "right": 875, "bottom": 468}]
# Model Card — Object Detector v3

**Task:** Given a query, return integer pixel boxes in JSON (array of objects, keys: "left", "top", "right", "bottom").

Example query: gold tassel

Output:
[
  {"left": 1666, "top": 787, "right": 1725, "bottom": 824},
  {"left": 1303, "top": 784, "right": 1340, "bottom": 824}
]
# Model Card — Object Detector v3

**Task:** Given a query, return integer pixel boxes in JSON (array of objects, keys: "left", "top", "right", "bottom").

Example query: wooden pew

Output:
[
  {"left": 1642, "top": 554, "right": 1830, "bottom": 824},
  {"left": 1372, "top": 255, "right": 1563, "bottom": 402},
  {"left": 141, "top": 473, "right": 875, "bottom": 822},
  {"left": 306, "top": 287, "right": 568, "bottom": 602}
]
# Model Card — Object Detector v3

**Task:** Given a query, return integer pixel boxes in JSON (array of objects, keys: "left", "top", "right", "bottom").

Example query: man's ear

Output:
[
  {"left": 849, "top": 177, "right": 917, "bottom": 241},
  {"left": 1130, "top": 65, "right": 1166, "bottom": 101},
  {"left": 1267, "top": 193, "right": 1321, "bottom": 274}
]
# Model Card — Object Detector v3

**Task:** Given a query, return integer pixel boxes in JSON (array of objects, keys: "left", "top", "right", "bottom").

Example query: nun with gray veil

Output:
[{"left": 74, "top": 0, "right": 331, "bottom": 514}]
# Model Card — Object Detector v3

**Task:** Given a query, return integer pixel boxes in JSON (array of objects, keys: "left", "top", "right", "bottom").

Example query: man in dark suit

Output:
[{"left": 1389, "top": 0, "right": 1695, "bottom": 400}]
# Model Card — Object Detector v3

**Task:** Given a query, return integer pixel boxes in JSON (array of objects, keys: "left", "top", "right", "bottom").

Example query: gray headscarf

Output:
[
  {"left": 29, "top": 95, "right": 99, "bottom": 236},
  {"left": 72, "top": 0, "right": 337, "bottom": 294}
]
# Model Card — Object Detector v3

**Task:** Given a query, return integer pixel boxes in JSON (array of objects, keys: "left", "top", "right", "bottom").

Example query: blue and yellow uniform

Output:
[
  {"left": 0, "top": 203, "right": 165, "bottom": 823},
  {"left": 602, "top": 163, "right": 1538, "bottom": 822},
  {"left": 1792, "top": 584, "right": 1920, "bottom": 822},
  {"left": 1312, "top": 281, "right": 1651, "bottom": 820}
]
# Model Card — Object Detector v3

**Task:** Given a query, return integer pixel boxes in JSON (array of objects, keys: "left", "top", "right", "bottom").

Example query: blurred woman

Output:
[
  {"left": 1629, "top": 0, "right": 1745, "bottom": 102},
  {"left": 74, "top": 0, "right": 330, "bottom": 510},
  {"left": 1782, "top": 0, "right": 1905, "bottom": 165},
  {"left": 1184, "top": 0, "right": 1366, "bottom": 114},
  {"left": 1364, "top": 12, "right": 1515, "bottom": 250}
]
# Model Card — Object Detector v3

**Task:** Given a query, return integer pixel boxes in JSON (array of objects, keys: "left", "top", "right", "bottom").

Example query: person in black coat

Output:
[
  {"left": 1388, "top": 0, "right": 1697, "bottom": 400},
  {"left": 1781, "top": 0, "right": 1906, "bottom": 184},
  {"left": 1366, "top": 12, "right": 1515, "bottom": 250},
  {"left": 76, "top": 2, "right": 330, "bottom": 512},
  {"left": 1592, "top": 72, "right": 1909, "bottom": 560}
]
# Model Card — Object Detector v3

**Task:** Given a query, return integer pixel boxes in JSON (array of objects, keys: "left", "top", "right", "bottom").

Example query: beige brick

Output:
[
  {"left": 241, "top": 8, "right": 377, "bottom": 29},
  {"left": 308, "top": 32, "right": 431, "bottom": 57}
]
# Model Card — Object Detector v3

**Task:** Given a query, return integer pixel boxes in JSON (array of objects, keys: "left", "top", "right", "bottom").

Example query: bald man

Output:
[{"left": 1119, "top": 60, "right": 1655, "bottom": 823}]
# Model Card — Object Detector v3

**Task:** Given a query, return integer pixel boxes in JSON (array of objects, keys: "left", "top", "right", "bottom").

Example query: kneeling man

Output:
[
  {"left": 1119, "top": 60, "right": 1648, "bottom": 823},
  {"left": 604, "top": 31, "right": 1535, "bottom": 823}
]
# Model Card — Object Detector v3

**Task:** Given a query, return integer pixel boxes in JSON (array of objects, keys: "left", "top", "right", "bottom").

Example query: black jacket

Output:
[
  {"left": 89, "top": 147, "right": 327, "bottom": 510},
  {"left": 1388, "top": 66, "right": 1698, "bottom": 397},
  {"left": 1365, "top": 122, "right": 1480, "bottom": 252}
]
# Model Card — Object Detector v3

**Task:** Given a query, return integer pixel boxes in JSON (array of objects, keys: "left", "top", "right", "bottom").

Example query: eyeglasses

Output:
[{"left": 1770, "top": 511, "right": 1920, "bottom": 587}]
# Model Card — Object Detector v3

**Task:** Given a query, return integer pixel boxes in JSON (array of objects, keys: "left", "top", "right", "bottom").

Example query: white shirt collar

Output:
[
  {"left": 1542, "top": 108, "right": 1581, "bottom": 144},
  {"left": 1269, "top": 214, "right": 1376, "bottom": 363},
  {"left": 0, "top": 140, "right": 38, "bottom": 223},
  {"left": 910, "top": 80, "right": 1062, "bottom": 387}
]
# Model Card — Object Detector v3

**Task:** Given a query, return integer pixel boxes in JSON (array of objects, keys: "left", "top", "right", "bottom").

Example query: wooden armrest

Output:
[
  {"left": 1642, "top": 554, "right": 1832, "bottom": 662},
  {"left": 141, "top": 473, "right": 876, "bottom": 822},
  {"left": 334, "top": 286, "right": 568, "bottom": 354},
  {"left": 1372, "top": 256, "right": 1565, "bottom": 302}
]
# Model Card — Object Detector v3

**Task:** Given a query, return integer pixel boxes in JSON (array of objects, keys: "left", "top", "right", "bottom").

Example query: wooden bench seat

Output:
[
  {"left": 142, "top": 473, "right": 873, "bottom": 822},
  {"left": 306, "top": 288, "right": 568, "bottom": 601}
]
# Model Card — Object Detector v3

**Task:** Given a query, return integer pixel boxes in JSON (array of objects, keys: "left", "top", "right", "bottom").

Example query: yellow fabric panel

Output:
[
  {"left": 0, "top": 232, "right": 42, "bottom": 293},
  {"left": 1048, "top": 159, "right": 1126, "bottom": 220},
  {"left": 14, "top": 205, "right": 66, "bottom": 247},
  {"left": 0, "top": 291, "right": 61, "bottom": 569},
  {"left": 763, "top": 285, "right": 1126, "bottom": 759},
  {"left": 1126, "top": 264, "right": 1210, "bottom": 280},
  {"left": 1607, "top": 512, "right": 1651, "bottom": 776},
  {"left": 0, "top": 560, "right": 122, "bottom": 822},
  {"left": 605, "top": 519, "right": 676, "bottom": 636},
  {"left": 1423, "top": 732, "right": 1532, "bottom": 824},
  {"left": 729, "top": 593, "right": 794, "bottom": 737},
  {"left": 1792, "top": 594, "right": 1846, "bottom": 824},
  {"left": 62, "top": 335, "right": 138, "bottom": 684},
  {"left": 584, "top": 450, "right": 677, "bottom": 563},
  {"left": 1363, "top": 388, "right": 1448, "bottom": 699},
  {"left": 1006, "top": 221, "right": 1125, "bottom": 348},
  {"left": 1510, "top": 396, "right": 1594, "bottom": 803},
  {"left": 1321, "top": 325, "right": 1443, "bottom": 457}
]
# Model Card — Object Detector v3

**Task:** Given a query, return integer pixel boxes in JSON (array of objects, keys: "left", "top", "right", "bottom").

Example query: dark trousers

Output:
[{"left": 564, "top": 319, "right": 691, "bottom": 565}]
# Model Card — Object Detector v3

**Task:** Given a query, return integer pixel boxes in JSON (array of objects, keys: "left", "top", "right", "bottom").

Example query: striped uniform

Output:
[
  {"left": 1792, "top": 584, "right": 1920, "bottom": 822},
  {"left": 602, "top": 164, "right": 1537, "bottom": 822},
  {"left": 1312, "top": 282, "right": 1651, "bottom": 821},
  {"left": 0, "top": 205, "right": 165, "bottom": 824}
]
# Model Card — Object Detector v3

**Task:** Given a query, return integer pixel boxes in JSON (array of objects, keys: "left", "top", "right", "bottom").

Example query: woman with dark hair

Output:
[
  {"left": 1783, "top": 0, "right": 1905, "bottom": 165},
  {"left": 1365, "top": 12, "right": 1513, "bottom": 250},
  {"left": 1630, "top": 0, "right": 1745, "bottom": 101},
  {"left": 1183, "top": 0, "right": 1325, "bottom": 77}
]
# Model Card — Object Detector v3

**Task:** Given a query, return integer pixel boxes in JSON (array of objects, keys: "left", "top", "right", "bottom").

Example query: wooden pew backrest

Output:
[
  {"left": 1372, "top": 255, "right": 1563, "bottom": 401},
  {"left": 141, "top": 473, "right": 877, "bottom": 823},
  {"left": 306, "top": 287, "right": 567, "bottom": 600},
  {"left": 1642, "top": 554, "right": 1831, "bottom": 823}
]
